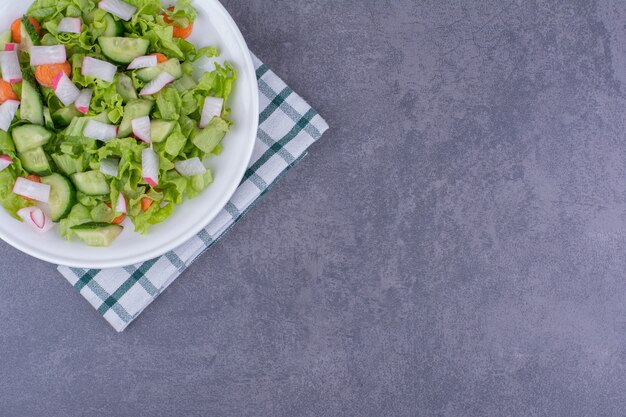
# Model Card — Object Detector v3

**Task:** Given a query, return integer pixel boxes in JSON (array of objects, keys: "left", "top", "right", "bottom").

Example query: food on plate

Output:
[{"left": 0, "top": 0, "right": 236, "bottom": 246}]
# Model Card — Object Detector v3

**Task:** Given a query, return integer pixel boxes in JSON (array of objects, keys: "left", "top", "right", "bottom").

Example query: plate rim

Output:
[{"left": 0, "top": 0, "right": 259, "bottom": 269}]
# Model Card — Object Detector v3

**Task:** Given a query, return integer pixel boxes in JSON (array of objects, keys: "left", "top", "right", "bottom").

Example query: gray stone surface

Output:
[{"left": 2, "top": 0, "right": 626, "bottom": 415}]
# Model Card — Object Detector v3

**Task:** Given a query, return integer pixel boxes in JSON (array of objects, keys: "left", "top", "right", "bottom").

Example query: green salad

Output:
[{"left": 0, "top": 0, "right": 236, "bottom": 246}]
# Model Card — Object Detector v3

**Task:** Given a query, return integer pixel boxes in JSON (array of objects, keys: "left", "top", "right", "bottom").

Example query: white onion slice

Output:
[
  {"left": 139, "top": 71, "right": 175, "bottom": 96},
  {"left": 199, "top": 97, "right": 223, "bottom": 128},
  {"left": 74, "top": 88, "right": 93, "bottom": 114},
  {"left": 57, "top": 17, "right": 82, "bottom": 34},
  {"left": 115, "top": 192, "right": 127, "bottom": 214},
  {"left": 52, "top": 72, "right": 80, "bottom": 106},
  {"left": 141, "top": 147, "right": 159, "bottom": 187},
  {"left": 82, "top": 56, "right": 117, "bottom": 83},
  {"left": 98, "top": 0, "right": 137, "bottom": 21},
  {"left": 0, "top": 50, "right": 22, "bottom": 83},
  {"left": 0, "top": 100, "right": 19, "bottom": 131},
  {"left": 127, "top": 55, "right": 157, "bottom": 70},
  {"left": 174, "top": 157, "right": 207, "bottom": 177},
  {"left": 0, "top": 154, "right": 12, "bottom": 172},
  {"left": 131, "top": 116, "right": 151, "bottom": 143},
  {"left": 84, "top": 119, "right": 118, "bottom": 141},
  {"left": 30, "top": 45, "right": 66, "bottom": 66},
  {"left": 13, "top": 177, "right": 50, "bottom": 203},
  {"left": 17, "top": 206, "right": 54, "bottom": 233}
]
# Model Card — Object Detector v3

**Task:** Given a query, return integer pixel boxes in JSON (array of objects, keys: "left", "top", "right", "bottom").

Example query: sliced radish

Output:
[
  {"left": 84, "top": 119, "right": 118, "bottom": 141},
  {"left": 3, "top": 43, "right": 17, "bottom": 52},
  {"left": 98, "top": 0, "right": 136, "bottom": 21},
  {"left": 17, "top": 206, "right": 54, "bottom": 233},
  {"left": 0, "top": 154, "right": 12, "bottom": 172},
  {"left": 99, "top": 157, "right": 119, "bottom": 177},
  {"left": 142, "top": 147, "right": 159, "bottom": 187},
  {"left": 74, "top": 88, "right": 93, "bottom": 114},
  {"left": 52, "top": 72, "right": 80, "bottom": 106},
  {"left": 115, "top": 192, "right": 127, "bottom": 214},
  {"left": 139, "top": 71, "right": 175, "bottom": 96},
  {"left": 199, "top": 97, "right": 224, "bottom": 128},
  {"left": 29, "top": 45, "right": 66, "bottom": 66},
  {"left": 82, "top": 56, "right": 117, "bottom": 83},
  {"left": 127, "top": 55, "right": 157, "bottom": 70},
  {"left": 0, "top": 100, "right": 19, "bottom": 131},
  {"left": 13, "top": 177, "right": 50, "bottom": 203},
  {"left": 174, "top": 157, "right": 206, "bottom": 177},
  {"left": 57, "top": 17, "right": 82, "bottom": 34},
  {"left": 0, "top": 50, "right": 21, "bottom": 83},
  {"left": 131, "top": 116, "right": 151, "bottom": 143}
]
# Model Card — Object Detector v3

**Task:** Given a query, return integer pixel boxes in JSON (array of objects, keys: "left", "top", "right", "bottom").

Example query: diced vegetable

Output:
[
  {"left": 19, "top": 147, "right": 51, "bottom": 175},
  {"left": 174, "top": 158, "right": 206, "bottom": 177},
  {"left": 99, "top": 36, "right": 149, "bottom": 64},
  {"left": 13, "top": 176, "right": 50, "bottom": 202},
  {"left": 98, "top": 0, "right": 136, "bottom": 21},
  {"left": 20, "top": 70, "right": 43, "bottom": 125},
  {"left": 81, "top": 56, "right": 117, "bottom": 83},
  {"left": 127, "top": 55, "right": 157, "bottom": 70},
  {"left": 74, "top": 88, "right": 93, "bottom": 114},
  {"left": 115, "top": 192, "right": 126, "bottom": 213},
  {"left": 40, "top": 173, "right": 76, "bottom": 221},
  {"left": 0, "top": 154, "right": 13, "bottom": 172},
  {"left": 35, "top": 62, "right": 71, "bottom": 88},
  {"left": 99, "top": 157, "right": 119, "bottom": 177},
  {"left": 72, "top": 222, "right": 123, "bottom": 246},
  {"left": 131, "top": 116, "right": 151, "bottom": 143},
  {"left": 12, "top": 124, "right": 51, "bottom": 152},
  {"left": 116, "top": 73, "right": 137, "bottom": 103},
  {"left": 71, "top": 170, "right": 110, "bottom": 195},
  {"left": 52, "top": 71, "right": 80, "bottom": 106},
  {"left": 0, "top": 50, "right": 21, "bottom": 83},
  {"left": 83, "top": 119, "right": 118, "bottom": 141},
  {"left": 0, "top": 99, "right": 19, "bottom": 131},
  {"left": 139, "top": 71, "right": 175, "bottom": 96},
  {"left": 29, "top": 45, "right": 66, "bottom": 66},
  {"left": 199, "top": 97, "right": 223, "bottom": 128},
  {"left": 141, "top": 147, "right": 158, "bottom": 187},
  {"left": 57, "top": 17, "right": 81, "bottom": 34},
  {"left": 150, "top": 119, "right": 175, "bottom": 143},
  {"left": 17, "top": 206, "right": 54, "bottom": 233}
]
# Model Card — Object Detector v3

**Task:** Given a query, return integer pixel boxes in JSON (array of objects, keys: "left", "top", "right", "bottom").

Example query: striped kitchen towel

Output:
[{"left": 57, "top": 53, "right": 329, "bottom": 331}]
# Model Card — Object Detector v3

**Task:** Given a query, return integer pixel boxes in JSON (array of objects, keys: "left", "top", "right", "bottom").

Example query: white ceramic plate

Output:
[{"left": 0, "top": 0, "right": 258, "bottom": 268}]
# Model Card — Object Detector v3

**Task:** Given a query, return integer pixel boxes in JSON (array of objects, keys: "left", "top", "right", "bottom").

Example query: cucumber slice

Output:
[
  {"left": 20, "top": 70, "right": 44, "bottom": 125},
  {"left": 136, "top": 58, "right": 182, "bottom": 82},
  {"left": 72, "top": 222, "right": 123, "bottom": 246},
  {"left": 19, "top": 147, "right": 51, "bottom": 175},
  {"left": 19, "top": 17, "right": 40, "bottom": 51},
  {"left": 40, "top": 173, "right": 76, "bottom": 221},
  {"left": 0, "top": 30, "right": 12, "bottom": 50},
  {"left": 43, "top": 106, "right": 54, "bottom": 129},
  {"left": 99, "top": 37, "right": 149, "bottom": 64},
  {"left": 118, "top": 99, "right": 153, "bottom": 137},
  {"left": 116, "top": 73, "right": 137, "bottom": 103},
  {"left": 103, "top": 14, "right": 124, "bottom": 37},
  {"left": 52, "top": 153, "right": 87, "bottom": 176},
  {"left": 172, "top": 75, "right": 197, "bottom": 92},
  {"left": 12, "top": 124, "right": 52, "bottom": 152},
  {"left": 192, "top": 117, "right": 229, "bottom": 153},
  {"left": 71, "top": 170, "right": 110, "bottom": 195},
  {"left": 52, "top": 106, "right": 82, "bottom": 127},
  {"left": 150, "top": 119, "right": 176, "bottom": 143}
]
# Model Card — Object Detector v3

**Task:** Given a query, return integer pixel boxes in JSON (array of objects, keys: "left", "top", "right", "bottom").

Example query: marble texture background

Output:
[{"left": 2, "top": 0, "right": 626, "bottom": 415}]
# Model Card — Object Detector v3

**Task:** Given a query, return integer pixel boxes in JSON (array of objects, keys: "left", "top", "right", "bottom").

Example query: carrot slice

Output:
[
  {"left": 11, "top": 17, "right": 41, "bottom": 43},
  {"left": 141, "top": 197, "right": 153, "bottom": 211},
  {"left": 35, "top": 62, "right": 72, "bottom": 88},
  {"left": 150, "top": 53, "right": 168, "bottom": 63},
  {"left": 162, "top": 7, "right": 193, "bottom": 39},
  {"left": 0, "top": 80, "right": 18, "bottom": 103},
  {"left": 106, "top": 202, "right": 127, "bottom": 224}
]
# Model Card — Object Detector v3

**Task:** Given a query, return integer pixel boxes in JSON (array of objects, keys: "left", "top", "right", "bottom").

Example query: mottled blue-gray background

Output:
[{"left": 2, "top": 0, "right": 626, "bottom": 415}]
